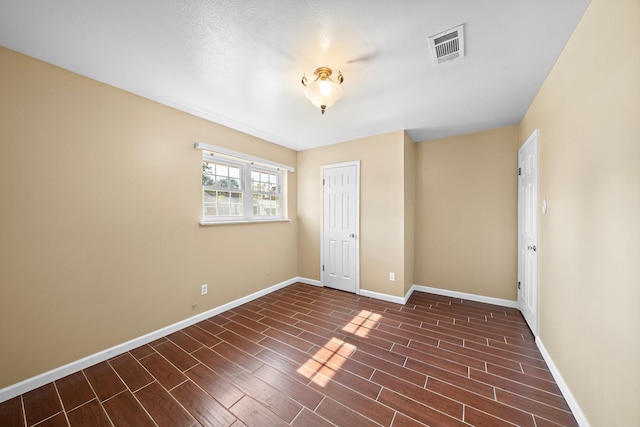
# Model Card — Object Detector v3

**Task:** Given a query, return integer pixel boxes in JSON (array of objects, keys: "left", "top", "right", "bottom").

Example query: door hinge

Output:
[
  {"left": 323, "top": 179, "right": 325, "bottom": 185},
  {"left": 322, "top": 265, "right": 324, "bottom": 271},
  {"left": 518, "top": 167, "right": 522, "bottom": 176},
  {"left": 517, "top": 281, "right": 521, "bottom": 290}
]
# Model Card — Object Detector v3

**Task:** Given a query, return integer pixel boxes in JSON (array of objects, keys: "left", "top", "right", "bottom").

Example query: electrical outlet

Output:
[
  {"left": 389, "top": 272, "right": 395, "bottom": 281},
  {"left": 201, "top": 284, "right": 208, "bottom": 295}
]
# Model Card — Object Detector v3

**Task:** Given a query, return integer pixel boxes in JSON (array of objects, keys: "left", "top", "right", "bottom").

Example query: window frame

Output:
[{"left": 201, "top": 150, "right": 287, "bottom": 224}]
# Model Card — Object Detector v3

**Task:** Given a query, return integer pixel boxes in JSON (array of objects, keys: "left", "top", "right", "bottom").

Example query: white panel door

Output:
[
  {"left": 518, "top": 130, "right": 539, "bottom": 335},
  {"left": 322, "top": 163, "right": 359, "bottom": 293}
]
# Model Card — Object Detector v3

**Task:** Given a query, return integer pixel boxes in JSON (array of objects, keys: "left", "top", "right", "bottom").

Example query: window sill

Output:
[{"left": 199, "top": 218, "right": 291, "bottom": 226}]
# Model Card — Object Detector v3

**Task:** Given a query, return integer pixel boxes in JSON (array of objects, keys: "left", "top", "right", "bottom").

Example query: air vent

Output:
[{"left": 428, "top": 24, "right": 465, "bottom": 65}]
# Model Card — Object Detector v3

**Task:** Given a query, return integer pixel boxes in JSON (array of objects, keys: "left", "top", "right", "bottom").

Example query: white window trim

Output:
[
  {"left": 195, "top": 142, "right": 295, "bottom": 172},
  {"left": 198, "top": 144, "right": 292, "bottom": 225}
]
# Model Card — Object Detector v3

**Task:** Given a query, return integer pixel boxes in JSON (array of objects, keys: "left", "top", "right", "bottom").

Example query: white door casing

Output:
[
  {"left": 322, "top": 162, "right": 359, "bottom": 293},
  {"left": 518, "top": 130, "right": 539, "bottom": 335}
]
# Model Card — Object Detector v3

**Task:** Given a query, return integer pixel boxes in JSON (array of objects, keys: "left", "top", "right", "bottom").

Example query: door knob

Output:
[
  {"left": 349, "top": 233, "right": 356, "bottom": 238},
  {"left": 527, "top": 245, "right": 537, "bottom": 252}
]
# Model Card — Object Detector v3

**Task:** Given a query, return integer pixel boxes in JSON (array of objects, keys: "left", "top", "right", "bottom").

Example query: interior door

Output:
[
  {"left": 518, "top": 130, "right": 539, "bottom": 335},
  {"left": 322, "top": 162, "right": 359, "bottom": 293}
]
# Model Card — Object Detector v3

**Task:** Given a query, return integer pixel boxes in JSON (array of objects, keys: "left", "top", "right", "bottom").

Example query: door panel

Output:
[
  {"left": 518, "top": 131, "right": 538, "bottom": 335},
  {"left": 323, "top": 163, "right": 359, "bottom": 293}
]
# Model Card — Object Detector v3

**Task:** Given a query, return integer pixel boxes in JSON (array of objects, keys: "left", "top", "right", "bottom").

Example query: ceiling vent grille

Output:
[{"left": 428, "top": 24, "right": 465, "bottom": 65}]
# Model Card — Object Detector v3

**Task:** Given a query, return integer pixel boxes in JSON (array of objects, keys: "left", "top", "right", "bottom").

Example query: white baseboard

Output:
[
  {"left": 536, "top": 338, "right": 590, "bottom": 427},
  {"left": 358, "top": 289, "right": 405, "bottom": 305},
  {"left": 296, "top": 277, "right": 323, "bottom": 287},
  {"left": 409, "top": 284, "right": 518, "bottom": 309},
  {"left": 0, "top": 277, "right": 299, "bottom": 404}
]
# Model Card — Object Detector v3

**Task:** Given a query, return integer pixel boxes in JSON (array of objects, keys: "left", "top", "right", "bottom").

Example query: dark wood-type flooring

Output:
[{"left": 0, "top": 283, "right": 577, "bottom": 426}]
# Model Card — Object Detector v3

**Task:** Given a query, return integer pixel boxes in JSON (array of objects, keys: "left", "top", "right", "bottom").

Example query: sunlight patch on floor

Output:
[
  {"left": 297, "top": 337, "right": 356, "bottom": 387},
  {"left": 342, "top": 310, "right": 382, "bottom": 338}
]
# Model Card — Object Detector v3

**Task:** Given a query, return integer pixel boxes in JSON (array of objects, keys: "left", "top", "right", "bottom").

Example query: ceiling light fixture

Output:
[{"left": 301, "top": 67, "right": 344, "bottom": 115}]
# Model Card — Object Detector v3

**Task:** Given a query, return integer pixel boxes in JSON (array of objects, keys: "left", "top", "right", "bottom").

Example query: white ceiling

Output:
[{"left": 0, "top": 0, "right": 590, "bottom": 150}]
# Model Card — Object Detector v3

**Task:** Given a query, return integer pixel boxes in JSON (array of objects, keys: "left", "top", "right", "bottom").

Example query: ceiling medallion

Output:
[{"left": 301, "top": 67, "right": 344, "bottom": 115}]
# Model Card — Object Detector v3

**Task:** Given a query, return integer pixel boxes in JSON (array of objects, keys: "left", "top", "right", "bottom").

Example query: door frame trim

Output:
[
  {"left": 320, "top": 160, "right": 361, "bottom": 294},
  {"left": 517, "top": 129, "right": 539, "bottom": 335}
]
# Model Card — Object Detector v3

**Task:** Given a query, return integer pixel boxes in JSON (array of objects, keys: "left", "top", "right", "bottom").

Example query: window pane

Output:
[
  {"left": 229, "top": 167, "right": 240, "bottom": 178},
  {"left": 253, "top": 194, "right": 280, "bottom": 216},
  {"left": 251, "top": 169, "right": 279, "bottom": 193}
]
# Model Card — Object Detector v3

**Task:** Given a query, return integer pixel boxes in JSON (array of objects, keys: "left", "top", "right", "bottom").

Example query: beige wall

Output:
[
  {"left": 519, "top": 0, "right": 640, "bottom": 424},
  {"left": 297, "top": 131, "right": 409, "bottom": 298},
  {"left": 403, "top": 132, "right": 416, "bottom": 295},
  {"left": 414, "top": 126, "right": 519, "bottom": 300},
  {"left": 0, "top": 47, "right": 298, "bottom": 388}
]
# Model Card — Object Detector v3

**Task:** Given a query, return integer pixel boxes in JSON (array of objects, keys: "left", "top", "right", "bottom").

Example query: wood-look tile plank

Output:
[
  {"left": 372, "top": 370, "right": 463, "bottom": 419},
  {"left": 129, "top": 345, "right": 156, "bottom": 360},
  {"left": 377, "top": 388, "right": 468, "bottom": 427},
  {"left": 109, "top": 352, "right": 155, "bottom": 392},
  {"left": 67, "top": 399, "right": 112, "bottom": 427},
  {"left": 0, "top": 396, "right": 24, "bottom": 427},
  {"left": 102, "top": 391, "right": 155, "bottom": 426},
  {"left": 171, "top": 380, "right": 237, "bottom": 427},
  {"left": 83, "top": 361, "right": 126, "bottom": 402},
  {"left": 426, "top": 378, "right": 536, "bottom": 427},
  {"left": 257, "top": 306, "right": 304, "bottom": 326},
  {"left": 405, "top": 339, "right": 486, "bottom": 371},
  {"left": 135, "top": 382, "right": 196, "bottom": 427},
  {"left": 22, "top": 382, "right": 63, "bottom": 426},
  {"left": 463, "top": 406, "right": 520, "bottom": 427},
  {"left": 350, "top": 350, "right": 425, "bottom": 386},
  {"left": 252, "top": 363, "right": 324, "bottom": 410},
  {"left": 205, "top": 314, "right": 231, "bottom": 327},
  {"left": 390, "top": 413, "right": 429, "bottom": 427},
  {"left": 471, "top": 369, "right": 568, "bottom": 411},
  {"left": 495, "top": 388, "right": 578, "bottom": 426},
  {"left": 139, "top": 352, "right": 188, "bottom": 390},
  {"left": 231, "top": 372, "right": 302, "bottom": 423},
  {"left": 184, "top": 363, "right": 244, "bottom": 408},
  {"left": 376, "top": 323, "right": 440, "bottom": 347},
  {"left": 155, "top": 340, "right": 199, "bottom": 372},
  {"left": 182, "top": 324, "right": 222, "bottom": 348},
  {"left": 258, "top": 316, "right": 305, "bottom": 337},
  {"left": 196, "top": 319, "right": 226, "bottom": 336},
  {"left": 167, "top": 330, "right": 204, "bottom": 354},
  {"left": 192, "top": 346, "right": 247, "bottom": 380},
  {"left": 217, "top": 330, "right": 265, "bottom": 355},
  {"left": 404, "top": 357, "right": 495, "bottom": 399},
  {"left": 224, "top": 321, "right": 267, "bottom": 344},
  {"left": 291, "top": 408, "right": 334, "bottom": 427},
  {"left": 309, "top": 375, "right": 395, "bottom": 426},
  {"left": 254, "top": 348, "right": 314, "bottom": 385},
  {"left": 228, "top": 304, "right": 266, "bottom": 322},
  {"left": 227, "top": 314, "right": 270, "bottom": 333},
  {"left": 394, "top": 342, "right": 471, "bottom": 376},
  {"left": 34, "top": 412, "right": 69, "bottom": 427},
  {"left": 464, "top": 340, "right": 548, "bottom": 370},
  {"left": 211, "top": 341, "right": 263, "bottom": 373},
  {"left": 400, "top": 322, "right": 465, "bottom": 346},
  {"left": 261, "top": 327, "right": 315, "bottom": 352},
  {"left": 438, "top": 341, "right": 522, "bottom": 371},
  {"left": 229, "top": 395, "right": 290, "bottom": 427},
  {"left": 314, "top": 397, "right": 380, "bottom": 427},
  {"left": 56, "top": 371, "right": 96, "bottom": 411},
  {"left": 485, "top": 364, "right": 562, "bottom": 395},
  {"left": 521, "top": 363, "right": 555, "bottom": 382}
]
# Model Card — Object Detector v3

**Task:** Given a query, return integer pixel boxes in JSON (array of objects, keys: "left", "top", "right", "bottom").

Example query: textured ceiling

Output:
[{"left": 0, "top": 0, "right": 590, "bottom": 150}]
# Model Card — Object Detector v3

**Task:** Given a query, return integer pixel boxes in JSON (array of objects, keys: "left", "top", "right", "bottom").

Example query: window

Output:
[{"left": 201, "top": 149, "right": 287, "bottom": 224}]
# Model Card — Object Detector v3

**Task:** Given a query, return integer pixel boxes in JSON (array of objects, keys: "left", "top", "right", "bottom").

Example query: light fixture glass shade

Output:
[
  {"left": 301, "top": 67, "right": 344, "bottom": 114},
  {"left": 304, "top": 79, "right": 343, "bottom": 109}
]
